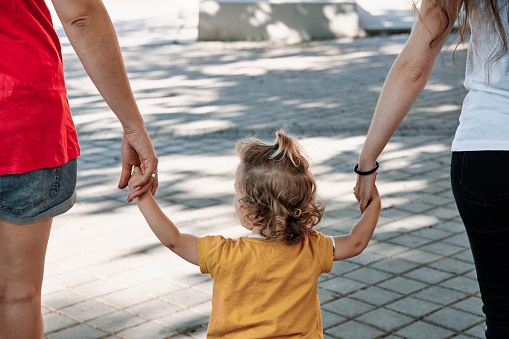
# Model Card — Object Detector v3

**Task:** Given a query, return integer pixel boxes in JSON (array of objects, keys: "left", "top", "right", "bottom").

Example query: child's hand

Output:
[
  {"left": 371, "top": 184, "right": 380, "bottom": 200},
  {"left": 128, "top": 166, "right": 153, "bottom": 197},
  {"left": 366, "top": 184, "right": 381, "bottom": 209},
  {"left": 355, "top": 184, "right": 380, "bottom": 211}
]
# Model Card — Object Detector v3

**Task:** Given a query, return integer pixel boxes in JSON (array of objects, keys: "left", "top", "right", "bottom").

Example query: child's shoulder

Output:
[
  {"left": 306, "top": 228, "right": 328, "bottom": 240},
  {"left": 199, "top": 234, "right": 248, "bottom": 250}
]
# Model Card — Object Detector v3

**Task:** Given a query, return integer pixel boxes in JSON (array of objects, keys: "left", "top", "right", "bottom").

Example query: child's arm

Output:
[
  {"left": 333, "top": 185, "right": 381, "bottom": 261},
  {"left": 129, "top": 168, "right": 198, "bottom": 266}
]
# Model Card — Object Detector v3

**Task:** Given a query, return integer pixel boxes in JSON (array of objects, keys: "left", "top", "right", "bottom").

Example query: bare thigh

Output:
[{"left": 0, "top": 219, "right": 52, "bottom": 297}]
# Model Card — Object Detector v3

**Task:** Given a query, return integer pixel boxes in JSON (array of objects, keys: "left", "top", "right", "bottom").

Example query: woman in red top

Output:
[{"left": 0, "top": 1, "right": 158, "bottom": 338}]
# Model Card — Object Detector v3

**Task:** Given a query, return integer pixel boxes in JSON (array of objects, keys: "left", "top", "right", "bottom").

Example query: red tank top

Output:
[{"left": 0, "top": 0, "right": 80, "bottom": 175}]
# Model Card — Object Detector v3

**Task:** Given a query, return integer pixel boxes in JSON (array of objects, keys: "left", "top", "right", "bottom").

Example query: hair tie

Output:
[
  {"left": 269, "top": 144, "right": 280, "bottom": 159},
  {"left": 293, "top": 208, "right": 302, "bottom": 218}
]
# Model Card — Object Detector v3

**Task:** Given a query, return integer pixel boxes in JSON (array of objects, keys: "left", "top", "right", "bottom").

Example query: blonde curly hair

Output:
[{"left": 235, "top": 129, "right": 324, "bottom": 244}]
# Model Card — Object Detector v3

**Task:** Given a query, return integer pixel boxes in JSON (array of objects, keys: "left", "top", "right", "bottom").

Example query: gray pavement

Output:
[{"left": 42, "top": 5, "right": 484, "bottom": 339}]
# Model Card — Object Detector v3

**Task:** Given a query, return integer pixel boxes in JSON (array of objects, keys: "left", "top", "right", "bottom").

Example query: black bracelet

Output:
[{"left": 354, "top": 162, "right": 379, "bottom": 175}]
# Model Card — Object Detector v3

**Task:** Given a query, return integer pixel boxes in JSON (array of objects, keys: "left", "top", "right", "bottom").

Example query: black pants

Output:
[{"left": 451, "top": 151, "right": 509, "bottom": 339}]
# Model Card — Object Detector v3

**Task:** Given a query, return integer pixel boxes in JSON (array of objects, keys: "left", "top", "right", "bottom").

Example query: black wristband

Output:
[{"left": 354, "top": 162, "right": 379, "bottom": 175}]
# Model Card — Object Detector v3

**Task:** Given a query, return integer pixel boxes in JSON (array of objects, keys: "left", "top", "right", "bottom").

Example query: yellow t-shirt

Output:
[{"left": 198, "top": 229, "right": 334, "bottom": 339}]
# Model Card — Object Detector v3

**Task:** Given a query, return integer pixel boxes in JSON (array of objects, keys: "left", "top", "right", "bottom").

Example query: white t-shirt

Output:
[{"left": 451, "top": 1, "right": 509, "bottom": 151}]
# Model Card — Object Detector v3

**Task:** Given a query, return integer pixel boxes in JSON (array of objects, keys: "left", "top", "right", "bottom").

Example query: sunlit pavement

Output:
[{"left": 41, "top": 2, "right": 486, "bottom": 338}]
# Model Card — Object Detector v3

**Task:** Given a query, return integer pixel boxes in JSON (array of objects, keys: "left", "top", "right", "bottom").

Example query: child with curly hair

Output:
[{"left": 128, "top": 129, "right": 381, "bottom": 338}]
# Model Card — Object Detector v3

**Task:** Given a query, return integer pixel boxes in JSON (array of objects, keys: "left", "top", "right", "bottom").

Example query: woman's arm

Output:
[
  {"left": 129, "top": 168, "right": 199, "bottom": 265},
  {"left": 51, "top": 0, "right": 158, "bottom": 201},
  {"left": 355, "top": 0, "right": 461, "bottom": 212},
  {"left": 333, "top": 185, "right": 381, "bottom": 260}
]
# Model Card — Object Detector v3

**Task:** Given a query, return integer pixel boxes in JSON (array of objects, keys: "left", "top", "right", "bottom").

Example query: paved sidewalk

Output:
[{"left": 42, "top": 4, "right": 484, "bottom": 339}]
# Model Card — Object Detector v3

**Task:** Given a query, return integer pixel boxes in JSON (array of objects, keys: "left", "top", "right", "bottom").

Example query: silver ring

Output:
[{"left": 151, "top": 172, "right": 158, "bottom": 181}]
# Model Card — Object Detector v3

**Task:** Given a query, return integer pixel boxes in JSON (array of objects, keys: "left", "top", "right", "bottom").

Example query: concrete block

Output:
[{"left": 199, "top": 0, "right": 363, "bottom": 43}]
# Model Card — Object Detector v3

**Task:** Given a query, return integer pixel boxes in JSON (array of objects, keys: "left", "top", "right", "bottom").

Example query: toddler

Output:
[{"left": 128, "top": 130, "right": 381, "bottom": 338}]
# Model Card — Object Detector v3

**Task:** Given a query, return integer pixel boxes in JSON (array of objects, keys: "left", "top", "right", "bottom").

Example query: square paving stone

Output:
[
  {"left": 388, "top": 234, "right": 432, "bottom": 248},
  {"left": 434, "top": 221, "right": 466, "bottom": 233},
  {"left": 465, "top": 269, "right": 478, "bottom": 280},
  {"left": 319, "top": 287, "right": 340, "bottom": 304},
  {"left": 371, "top": 230, "right": 403, "bottom": 241},
  {"left": 126, "top": 299, "right": 181, "bottom": 319},
  {"left": 156, "top": 309, "right": 210, "bottom": 332},
  {"left": 350, "top": 286, "right": 403, "bottom": 306},
  {"left": 71, "top": 279, "right": 124, "bottom": 298},
  {"left": 186, "top": 324, "right": 208, "bottom": 339},
  {"left": 378, "top": 277, "right": 428, "bottom": 294},
  {"left": 162, "top": 287, "right": 212, "bottom": 308},
  {"left": 395, "top": 321, "right": 455, "bottom": 339},
  {"left": 440, "top": 276, "right": 480, "bottom": 294},
  {"left": 442, "top": 233, "right": 470, "bottom": 247},
  {"left": 86, "top": 310, "right": 147, "bottom": 333},
  {"left": 412, "top": 286, "right": 467, "bottom": 305},
  {"left": 385, "top": 297, "right": 441, "bottom": 318},
  {"left": 394, "top": 249, "right": 443, "bottom": 265},
  {"left": 321, "top": 309, "right": 347, "bottom": 329},
  {"left": 45, "top": 324, "right": 108, "bottom": 339},
  {"left": 426, "top": 207, "right": 459, "bottom": 220},
  {"left": 41, "top": 281, "right": 62, "bottom": 297},
  {"left": 420, "top": 196, "right": 454, "bottom": 209},
  {"left": 410, "top": 227, "right": 451, "bottom": 240},
  {"left": 403, "top": 267, "right": 454, "bottom": 285},
  {"left": 450, "top": 296, "right": 484, "bottom": 317},
  {"left": 394, "top": 202, "right": 434, "bottom": 214},
  {"left": 193, "top": 279, "right": 214, "bottom": 295},
  {"left": 43, "top": 313, "right": 78, "bottom": 334},
  {"left": 370, "top": 259, "right": 418, "bottom": 275},
  {"left": 84, "top": 261, "right": 131, "bottom": 278},
  {"left": 325, "top": 320, "right": 384, "bottom": 338},
  {"left": 347, "top": 251, "right": 386, "bottom": 265},
  {"left": 99, "top": 288, "right": 153, "bottom": 309},
  {"left": 365, "top": 242, "right": 409, "bottom": 256},
  {"left": 132, "top": 278, "right": 186, "bottom": 297},
  {"left": 329, "top": 260, "right": 361, "bottom": 275},
  {"left": 43, "top": 289, "right": 88, "bottom": 310},
  {"left": 60, "top": 299, "right": 116, "bottom": 322},
  {"left": 429, "top": 258, "right": 474, "bottom": 274},
  {"left": 107, "top": 268, "right": 159, "bottom": 285},
  {"left": 117, "top": 321, "right": 178, "bottom": 339},
  {"left": 465, "top": 322, "right": 487, "bottom": 339},
  {"left": 44, "top": 262, "right": 71, "bottom": 279},
  {"left": 357, "top": 308, "right": 413, "bottom": 331},
  {"left": 322, "top": 297, "right": 374, "bottom": 318},
  {"left": 343, "top": 267, "right": 393, "bottom": 285},
  {"left": 452, "top": 249, "right": 475, "bottom": 264},
  {"left": 171, "top": 271, "right": 211, "bottom": 286},
  {"left": 423, "top": 308, "right": 483, "bottom": 332},
  {"left": 419, "top": 242, "right": 465, "bottom": 256},
  {"left": 47, "top": 270, "right": 96, "bottom": 288},
  {"left": 320, "top": 276, "right": 368, "bottom": 295}
]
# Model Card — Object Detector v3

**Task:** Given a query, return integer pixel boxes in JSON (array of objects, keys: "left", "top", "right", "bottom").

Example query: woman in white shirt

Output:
[{"left": 354, "top": 0, "right": 509, "bottom": 337}]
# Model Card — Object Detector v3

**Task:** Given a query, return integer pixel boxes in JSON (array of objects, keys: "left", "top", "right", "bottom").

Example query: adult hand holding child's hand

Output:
[
  {"left": 128, "top": 166, "right": 153, "bottom": 198},
  {"left": 354, "top": 172, "right": 377, "bottom": 213}
]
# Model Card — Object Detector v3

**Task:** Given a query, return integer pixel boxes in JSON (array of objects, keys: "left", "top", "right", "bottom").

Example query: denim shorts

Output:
[{"left": 0, "top": 158, "right": 77, "bottom": 225}]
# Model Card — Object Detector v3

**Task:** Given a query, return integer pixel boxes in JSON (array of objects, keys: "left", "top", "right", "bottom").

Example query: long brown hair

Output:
[
  {"left": 420, "top": 0, "right": 508, "bottom": 62},
  {"left": 236, "top": 129, "right": 324, "bottom": 244}
]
